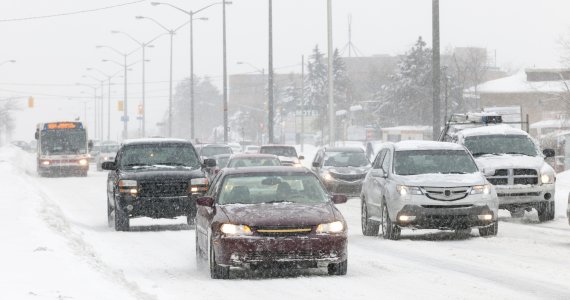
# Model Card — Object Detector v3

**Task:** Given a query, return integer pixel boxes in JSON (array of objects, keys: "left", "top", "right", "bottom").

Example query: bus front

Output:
[{"left": 36, "top": 122, "right": 90, "bottom": 177}]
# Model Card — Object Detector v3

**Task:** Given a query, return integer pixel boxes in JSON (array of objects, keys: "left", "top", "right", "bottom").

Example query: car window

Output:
[
  {"left": 381, "top": 149, "right": 391, "bottom": 173},
  {"left": 227, "top": 157, "right": 281, "bottom": 168},
  {"left": 394, "top": 150, "right": 479, "bottom": 175},
  {"left": 323, "top": 151, "right": 370, "bottom": 167},
  {"left": 201, "top": 146, "right": 232, "bottom": 157},
  {"left": 373, "top": 149, "right": 387, "bottom": 169},
  {"left": 218, "top": 174, "right": 328, "bottom": 205},
  {"left": 260, "top": 146, "right": 298, "bottom": 157}
]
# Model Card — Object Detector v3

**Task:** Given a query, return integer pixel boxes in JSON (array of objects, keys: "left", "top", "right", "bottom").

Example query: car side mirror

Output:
[
  {"left": 331, "top": 194, "right": 348, "bottom": 204},
  {"left": 312, "top": 161, "right": 320, "bottom": 168},
  {"left": 371, "top": 169, "right": 387, "bottom": 178},
  {"left": 203, "top": 158, "right": 217, "bottom": 168},
  {"left": 299, "top": 155, "right": 305, "bottom": 160},
  {"left": 543, "top": 149, "right": 555, "bottom": 158},
  {"left": 197, "top": 196, "right": 215, "bottom": 207},
  {"left": 34, "top": 131, "right": 39, "bottom": 140},
  {"left": 101, "top": 161, "right": 116, "bottom": 170}
]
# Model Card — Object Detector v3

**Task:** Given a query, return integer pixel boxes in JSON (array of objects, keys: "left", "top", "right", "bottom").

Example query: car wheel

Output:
[
  {"left": 478, "top": 222, "right": 498, "bottom": 237},
  {"left": 510, "top": 210, "right": 525, "bottom": 218},
  {"left": 209, "top": 238, "right": 229, "bottom": 279},
  {"left": 361, "top": 199, "right": 379, "bottom": 236},
  {"left": 537, "top": 201, "right": 555, "bottom": 222},
  {"left": 195, "top": 230, "right": 205, "bottom": 267},
  {"left": 107, "top": 196, "right": 113, "bottom": 228},
  {"left": 381, "top": 201, "right": 400, "bottom": 240},
  {"left": 187, "top": 215, "right": 196, "bottom": 226},
  {"left": 114, "top": 199, "right": 130, "bottom": 232},
  {"left": 327, "top": 260, "right": 348, "bottom": 276}
]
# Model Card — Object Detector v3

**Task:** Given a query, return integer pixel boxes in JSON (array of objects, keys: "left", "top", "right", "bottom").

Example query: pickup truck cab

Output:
[{"left": 102, "top": 138, "right": 215, "bottom": 231}]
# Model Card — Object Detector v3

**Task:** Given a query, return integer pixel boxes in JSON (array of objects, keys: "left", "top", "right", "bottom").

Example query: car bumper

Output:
[
  {"left": 117, "top": 194, "right": 198, "bottom": 218},
  {"left": 394, "top": 204, "right": 497, "bottom": 229},
  {"left": 38, "top": 164, "right": 89, "bottom": 174},
  {"left": 494, "top": 184, "right": 554, "bottom": 209},
  {"left": 323, "top": 180, "right": 364, "bottom": 197},
  {"left": 213, "top": 233, "right": 347, "bottom": 268}
]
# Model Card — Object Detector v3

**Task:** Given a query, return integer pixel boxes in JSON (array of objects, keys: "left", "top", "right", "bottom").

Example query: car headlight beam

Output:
[
  {"left": 316, "top": 221, "right": 344, "bottom": 234},
  {"left": 220, "top": 224, "right": 252, "bottom": 236}
]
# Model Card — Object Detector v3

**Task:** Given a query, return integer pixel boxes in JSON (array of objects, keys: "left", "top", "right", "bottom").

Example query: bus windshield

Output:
[{"left": 40, "top": 129, "right": 87, "bottom": 155}]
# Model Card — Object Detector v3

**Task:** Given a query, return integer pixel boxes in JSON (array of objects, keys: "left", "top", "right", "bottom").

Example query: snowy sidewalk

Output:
[{"left": 0, "top": 147, "right": 141, "bottom": 300}]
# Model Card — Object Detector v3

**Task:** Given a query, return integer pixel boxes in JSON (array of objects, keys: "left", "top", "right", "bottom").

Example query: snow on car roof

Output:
[
  {"left": 458, "top": 124, "right": 528, "bottom": 137},
  {"left": 394, "top": 140, "right": 465, "bottom": 151},
  {"left": 122, "top": 138, "right": 191, "bottom": 145}
]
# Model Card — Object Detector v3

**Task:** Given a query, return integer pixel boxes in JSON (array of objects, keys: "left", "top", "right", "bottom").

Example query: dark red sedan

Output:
[{"left": 195, "top": 166, "right": 348, "bottom": 279}]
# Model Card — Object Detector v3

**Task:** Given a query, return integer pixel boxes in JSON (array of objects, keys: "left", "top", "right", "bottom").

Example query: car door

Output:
[
  {"left": 196, "top": 171, "right": 223, "bottom": 253},
  {"left": 107, "top": 148, "right": 122, "bottom": 209},
  {"left": 364, "top": 149, "right": 388, "bottom": 217}
]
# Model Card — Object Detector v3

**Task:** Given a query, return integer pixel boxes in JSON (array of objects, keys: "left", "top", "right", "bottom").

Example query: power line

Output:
[{"left": 0, "top": 0, "right": 146, "bottom": 23}]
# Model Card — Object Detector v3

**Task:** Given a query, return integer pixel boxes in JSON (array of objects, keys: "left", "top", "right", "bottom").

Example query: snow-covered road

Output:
[{"left": 2, "top": 146, "right": 570, "bottom": 300}]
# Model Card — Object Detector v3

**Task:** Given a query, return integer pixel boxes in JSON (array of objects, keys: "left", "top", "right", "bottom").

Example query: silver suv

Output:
[{"left": 360, "top": 141, "right": 499, "bottom": 240}]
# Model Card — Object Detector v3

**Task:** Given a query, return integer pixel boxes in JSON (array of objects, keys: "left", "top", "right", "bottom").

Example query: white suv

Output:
[{"left": 360, "top": 141, "right": 499, "bottom": 240}]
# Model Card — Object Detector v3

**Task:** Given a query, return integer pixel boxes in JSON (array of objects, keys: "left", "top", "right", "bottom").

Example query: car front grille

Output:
[
  {"left": 422, "top": 186, "right": 470, "bottom": 201},
  {"left": 243, "top": 250, "right": 338, "bottom": 261},
  {"left": 487, "top": 168, "right": 538, "bottom": 186},
  {"left": 254, "top": 226, "right": 313, "bottom": 237},
  {"left": 139, "top": 181, "right": 188, "bottom": 197}
]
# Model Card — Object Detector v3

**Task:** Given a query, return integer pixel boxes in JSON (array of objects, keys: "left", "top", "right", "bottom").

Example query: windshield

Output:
[
  {"left": 227, "top": 157, "right": 281, "bottom": 168},
  {"left": 215, "top": 156, "right": 230, "bottom": 168},
  {"left": 324, "top": 151, "right": 370, "bottom": 167},
  {"left": 201, "top": 146, "right": 232, "bottom": 157},
  {"left": 259, "top": 146, "right": 297, "bottom": 157},
  {"left": 218, "top": 174, "right": 329, "bottom": 205},
  {"left": 464, "top": 135, "right": 538, "bottom": 157},
  {"left": 119, "top": 143, "right": 200, "bottom": 169},
  {"left": 100, "top": 144, "right": 119, "bottom": 153},
  {"left": 394, "top": 150, "right": 478, "bottom": 175},
  {"left": 40, "top": 129, "right": 87, "bottom": 155}
]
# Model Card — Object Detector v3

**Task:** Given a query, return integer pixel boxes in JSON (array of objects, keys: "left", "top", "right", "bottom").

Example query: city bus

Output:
[{"left": 35, "top": 121, "right": 92, "bottom": 177}]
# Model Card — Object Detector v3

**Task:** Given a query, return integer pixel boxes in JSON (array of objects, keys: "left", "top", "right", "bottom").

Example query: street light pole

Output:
[
  {"left": 222, "top": 0, "right": 229, "bottom": 143},
  {"left": 168, "top": 31, "right": 174, "bottom": 137},
  {"left": 268, "top": 0, "right": 274, "bottom": 144},
  {"left": 327, "top": 0, "right": 335, "bottom": 146},
  {"left": 87, "top": 67, "right": 122, "bottom": 141}
]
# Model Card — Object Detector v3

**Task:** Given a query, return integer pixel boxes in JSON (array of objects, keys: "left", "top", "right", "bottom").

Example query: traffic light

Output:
[
  {"left": 27, "top": 96, "right": 34, "bottom": 108},
  {"left": 117, "top": 100, "right": 124, "bottom": 111}
]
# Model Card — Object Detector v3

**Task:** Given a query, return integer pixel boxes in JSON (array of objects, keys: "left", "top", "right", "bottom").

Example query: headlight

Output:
[
  {"left": 316, "top": 221, "right": 345, "bottom": 233},
  {"left": 322, "top": 171, "right": 333, "bottom": 181},
  {"left": 220, "top": 224, "right": 252, "bottom": 236},
  {"left": 119, "top": 180, "right": 137, "bottom": 194},
  {"left": 397, "top": 185, "right": 422, "bottom": 196},
  {"left": 41, "top": 160, "right": 50, "bottom": 165},
  {"left": 79, "top": 159, "right": 88, "bottom": 165},
  {"left": 540, "top": 174, "right": 554, "bottom": 184},
  {"left": 471, "top": 184, "right": 491, "bottom": 195},
  {"left": 293, "top": 163, "right": 303, "bottom": 168},
  {"left": 189, "top": 177, "right": 209, "bottom": 193}
]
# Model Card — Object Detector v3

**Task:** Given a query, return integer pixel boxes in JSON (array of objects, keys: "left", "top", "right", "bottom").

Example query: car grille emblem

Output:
[{"left": 444, "top": 190, "right": 451, "bottom": 197}]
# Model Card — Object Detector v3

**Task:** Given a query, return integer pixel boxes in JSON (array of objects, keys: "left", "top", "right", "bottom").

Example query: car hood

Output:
[
  {"left": 119, "top": 167, "right": 205, "bottom": 181},
  {"left": 219, "top": 202, "right": 338, "bottom": 227},
  {"left": 395, "top": 173, "right": 486, "bottom": 187},
  {"left": 325, "top": 166, "right": 369, "bottom": 174},
  {"left": 474, "top": 154, "right": 545, "bottom": 173}
]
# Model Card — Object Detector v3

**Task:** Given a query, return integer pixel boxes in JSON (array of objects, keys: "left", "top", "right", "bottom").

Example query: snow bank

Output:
[{"left": 0, "top": 146, "right": 145, "bottom": 300}]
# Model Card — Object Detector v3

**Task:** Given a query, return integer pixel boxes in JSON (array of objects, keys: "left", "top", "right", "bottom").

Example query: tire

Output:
[
  {"left": 381, "top": 201, "right": 400, "bottom": 240},
  {"left": 114, "top": 199, "right": 130, "bottom": 232},
  {"left": 187, "top": 215, "right": 196, "bottom": 226},
  {"left": 478, "top": 222, "right": 498, "bottom": 237},
  {"left": 107, "top": 197, "right": 113, "bottom": 228},
  {"left": 361, "top": 199, "right": 379, "bottom": 236},
  {"left": 195, "top": 230, "right": 205, "bottom": 267},
  {"left": 209, "top": 238, "right": 230, "bottom": 279},
  {"left": 537, "top": 201, "right": 555, "bottom": 222},
  {"left": 327, "top": 260, "right": 348, "bottom": 276}
]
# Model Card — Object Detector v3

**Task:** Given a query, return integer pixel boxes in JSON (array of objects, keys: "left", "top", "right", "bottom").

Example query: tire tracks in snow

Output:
[{"left": 349, "top": 236, "right": 570, "bottom": 299}]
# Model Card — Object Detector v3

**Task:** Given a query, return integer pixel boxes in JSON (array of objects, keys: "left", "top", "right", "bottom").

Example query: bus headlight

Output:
[{"left": 78, "top": 159, "right": 88, "bottom": 165}]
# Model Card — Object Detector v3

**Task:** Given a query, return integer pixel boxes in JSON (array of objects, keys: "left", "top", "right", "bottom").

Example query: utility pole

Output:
[
  {"left": 268, "top": 0, "right": 274, "bottom": 144},
  {"left": 123, "top": 53, "right": 128, "bottom": 140},
  {"left": 107, "top": 77, "right": 111, "bottom": 140},
  {"left": 190, "top": 11, "right": 195, "bottom": 140},
  {"left": 327, "top": 0, "right": 335, "bottom": 146},
  {"left": 168, "top": 31, "right": 174, "bottom": 137},
  {"left": 432, "top": 0, "right": 441, "bottom": 140},
  {"left": 300, "top": 55, "right": 305, "bottom": 152},
  {"left": 222, "top": 0, "right": 229, "bottom": 143}
]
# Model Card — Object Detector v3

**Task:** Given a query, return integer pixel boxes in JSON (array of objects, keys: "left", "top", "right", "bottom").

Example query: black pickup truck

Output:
[{"left": 102, "top": 138, "right": 215, "bottom": 231}]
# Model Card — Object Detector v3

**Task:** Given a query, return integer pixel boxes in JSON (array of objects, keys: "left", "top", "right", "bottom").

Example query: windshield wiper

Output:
[
  {"left": 154, "top": 162, "right": 189, "bottom": 167},
  {"left": 264, "top": 200, "right": 292, "bottom": 204},
  {"left": 124, "top": 163, "right": 151, "bottom": 168},
  {"left": 471, "top": 152, "right": 500, "bottom": 157},
  {"left": 443, "top": 171, "right": 468, "bottom": 174}
]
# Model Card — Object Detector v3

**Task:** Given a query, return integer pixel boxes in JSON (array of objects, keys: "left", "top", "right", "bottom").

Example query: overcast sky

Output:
[{"left": 2, "top": 0, "right": 570, "bottom": 141}]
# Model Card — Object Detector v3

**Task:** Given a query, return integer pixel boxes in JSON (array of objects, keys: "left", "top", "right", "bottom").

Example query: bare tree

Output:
[{"left": 0, "top": 100, "right": 19, "bottom": 145}]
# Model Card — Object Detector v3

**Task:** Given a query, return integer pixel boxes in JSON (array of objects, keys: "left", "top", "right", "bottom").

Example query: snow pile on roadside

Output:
[{"left": 0, "top": 146, "right": 142, "bottom": 300}]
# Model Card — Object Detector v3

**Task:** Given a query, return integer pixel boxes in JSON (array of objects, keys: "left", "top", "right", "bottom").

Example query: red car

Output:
[{"left": 195, "top": 166, "right": 348, "bottom": 279}]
